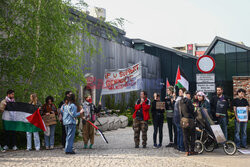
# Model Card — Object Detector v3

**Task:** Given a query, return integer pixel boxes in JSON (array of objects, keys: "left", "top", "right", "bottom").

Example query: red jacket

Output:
[{"left": 133, "top": 98, "right": 151, "bottom": 121}]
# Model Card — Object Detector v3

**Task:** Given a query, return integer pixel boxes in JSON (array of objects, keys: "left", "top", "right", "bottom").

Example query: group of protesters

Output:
[
  {"left": 0, "top": 89, "right": 101, "bottom": 154},
  {"left": 132, "top": 86, "right": 249, "bottom": 156},
  {"left": 0, "top": 86, "right": 249, "bottom": 156}
]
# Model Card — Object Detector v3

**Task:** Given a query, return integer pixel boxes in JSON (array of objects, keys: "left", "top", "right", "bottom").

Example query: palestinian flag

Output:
[
  {"left": 175, "top": 66, "right": 189, "bottom": 90},
  {"left": 2, "top": 102, "right": 46, "bottom": 132},
  {"left": 166, "top": 78, "right": 170, "bottom": 89},
  {"left": 87, "top": 120, "right": 108, "bottom": 144}
]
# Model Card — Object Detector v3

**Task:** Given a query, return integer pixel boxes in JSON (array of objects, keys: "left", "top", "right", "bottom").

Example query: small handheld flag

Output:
[{"left": 87, "top": 120, "right": 108, "bottom": 144}]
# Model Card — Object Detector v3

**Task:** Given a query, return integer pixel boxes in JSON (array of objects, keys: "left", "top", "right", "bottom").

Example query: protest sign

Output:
[
  {"left": 42, "top": 113, "right": 57, "bottom": 126},
  {"left": 236, "top": 107, "right": 248, "bottom": 122},
  {"left": 156, "top": 102, "right": 165, "bottom": 110},
  {"left": 101, "top": 62, "right": 142, "bottom": 95}
]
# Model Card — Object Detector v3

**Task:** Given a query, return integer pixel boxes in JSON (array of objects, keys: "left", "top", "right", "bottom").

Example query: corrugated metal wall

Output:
[{"left": 79, "top": 36, "right": 161, "bottom": 104}]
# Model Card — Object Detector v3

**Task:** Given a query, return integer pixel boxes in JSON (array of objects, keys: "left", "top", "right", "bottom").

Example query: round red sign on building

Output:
[{"left": 196, "top": 55, "right": 215, "bottom": 73}]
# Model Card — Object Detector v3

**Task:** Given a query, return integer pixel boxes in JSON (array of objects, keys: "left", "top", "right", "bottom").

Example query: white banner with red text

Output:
[{"left": 101, "top": 62, "right": 142, "bottom": 95}]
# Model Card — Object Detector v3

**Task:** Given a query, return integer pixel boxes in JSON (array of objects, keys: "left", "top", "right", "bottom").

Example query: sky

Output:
[{"left": 73, "top": 0, "right": 250, "bottom": 47}]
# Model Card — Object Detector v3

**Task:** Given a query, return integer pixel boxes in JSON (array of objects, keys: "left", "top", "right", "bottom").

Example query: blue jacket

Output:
[{"left": 61, "top": 103, "right": 80, "bottom": 125}]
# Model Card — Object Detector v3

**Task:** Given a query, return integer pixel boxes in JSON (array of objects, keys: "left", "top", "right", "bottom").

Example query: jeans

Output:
[
  {"left": 62, "top": 124, "right": 66, "bottom": 148},
  {"left": 176, "top": 124, "right": 184, "bottom": 151},
  {"left": 218, "top": 117, "right": 228, "bottom": 140},
  {"left": 234, "top": 120, "right": 247, "bottom": 147},
  {"left": 44, "top": 124, "right": 56, "bottom": 147},
  {"left": 167, "top": 117, "right": 177, "bottom": 144},
  {"left": 65, "top": 124, "right": 76, "bottom": 153},
  {"left": 26, "top": 132, "right": 40, "bottom": 150},
  {"left": 153, "top": 116, "right": 164, "bottom": 145}
]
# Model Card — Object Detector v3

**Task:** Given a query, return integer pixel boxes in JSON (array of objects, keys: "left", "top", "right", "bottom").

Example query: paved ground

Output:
[{"left": 0, "top": 123, "right": 250, "bottom": 167}]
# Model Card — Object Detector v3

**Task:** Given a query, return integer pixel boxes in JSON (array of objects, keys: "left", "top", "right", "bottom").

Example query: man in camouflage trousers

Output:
[{"left": 133, "top": 91, "right": 151, "bottom": 148}]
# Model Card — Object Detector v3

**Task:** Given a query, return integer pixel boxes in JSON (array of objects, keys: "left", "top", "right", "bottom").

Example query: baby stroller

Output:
[{"left": 194, "top": 108, "right": 237, "bottom": 155}]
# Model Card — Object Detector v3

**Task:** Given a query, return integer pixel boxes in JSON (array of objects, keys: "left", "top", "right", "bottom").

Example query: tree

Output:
[{"left": 0, "top": 0, "right": 115, "bottom": 102}]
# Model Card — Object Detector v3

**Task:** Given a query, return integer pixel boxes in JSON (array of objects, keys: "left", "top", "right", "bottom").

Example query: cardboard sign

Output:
[
  {"left": 156, "top": 102, "right": 165, "bottom": 110},
  {"left": 210, "top": 125, "right": 226, "bottom": 143},
  {"left": 42, "top": 113, "right": 57, "bottom": 126}
]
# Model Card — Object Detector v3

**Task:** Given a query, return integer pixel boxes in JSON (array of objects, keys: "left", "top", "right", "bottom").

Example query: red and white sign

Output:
[
  {"left": 196, "top": 55, "right": 215, "bottom": 73},
  {"left": 101, "top": 62, "right": 142, "bottom": 95}
]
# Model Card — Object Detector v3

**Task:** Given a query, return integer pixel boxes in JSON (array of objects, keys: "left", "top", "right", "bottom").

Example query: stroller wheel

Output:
[
  {"left": 195, "top": 140, "right": 204, "bottom": 154},
  {"left": 223, "top": 140, "right": 237, "bottom": 155},
  {"left": 204, "top": 138, "right": 215, "bottom": 152}
]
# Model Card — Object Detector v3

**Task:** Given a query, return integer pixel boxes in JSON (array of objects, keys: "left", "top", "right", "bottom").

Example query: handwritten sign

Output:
[
  {"left": 156, "top": 102, "right": 165, "bottom": 110},
  {"left": 101, "top": 62, "right": 142, "bottom": 95},
  {"left": 42, "top": 113, "right": 57, "bottom": 126},
  {"left": 236, "top": 107, "right": 248, "bottom": 122}
]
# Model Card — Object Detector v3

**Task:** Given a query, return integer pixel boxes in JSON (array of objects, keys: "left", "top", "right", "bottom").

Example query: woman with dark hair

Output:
[
  {"left": 165, "top": 86, "right": 177, "bottom": 148},
  {"left": 151, "top": 93, "right": 164, "bottom": 148},
  {"left": 42, "top": 96, "right": 58, "bottom": 150},
  {"left": 61, "top": 94, "right": 84, "bottom": 154}
]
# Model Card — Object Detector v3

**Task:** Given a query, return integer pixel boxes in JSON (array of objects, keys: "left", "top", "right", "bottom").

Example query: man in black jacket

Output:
[{"left": 210, "top": 86, "right": 230, "bottom": 140}]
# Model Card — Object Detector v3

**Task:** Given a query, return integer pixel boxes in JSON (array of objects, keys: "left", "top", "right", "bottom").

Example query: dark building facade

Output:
[
  {"left": 132, "top": 39, "right": 198, "bottom": 98},
  {"left": 204, "top": 36, "right": 250, "bottom": 98}
]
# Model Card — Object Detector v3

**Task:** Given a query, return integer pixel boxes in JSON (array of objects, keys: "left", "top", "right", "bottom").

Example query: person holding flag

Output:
[
  {"left": 0, "top": 89, "right": 18, "bottom": 151},
  {"left": 81, "top": 94, "right": 102, "bottom": 149},
  {"left": 26, "top": 93, "right": 42, "bottom": 151}
]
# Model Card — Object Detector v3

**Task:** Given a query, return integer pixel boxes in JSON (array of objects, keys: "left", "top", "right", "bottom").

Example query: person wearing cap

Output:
[
  {"left": 210, "top": 86, "right": 230, "bottom": 140},
  {"left": 81, "top": 94, "right": 102, "bottom": 149},
  {"left": 232, "top": 89, "right": 249, "bottom": 149},
  {"left": 165, "top": 86, "right": 177, "bottom": 148}
]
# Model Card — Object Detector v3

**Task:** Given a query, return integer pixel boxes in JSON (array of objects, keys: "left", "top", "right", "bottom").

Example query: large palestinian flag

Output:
[
  {"left": 2, "top": 102, "right": 46, "bottom": 132},
  {"left": 175, "top": 66, "right": 189, "bottom": 90}
]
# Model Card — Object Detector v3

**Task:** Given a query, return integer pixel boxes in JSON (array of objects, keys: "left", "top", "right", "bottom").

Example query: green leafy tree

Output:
[{"left": 0, "top": 0, "right": 117, "bottom": 103}]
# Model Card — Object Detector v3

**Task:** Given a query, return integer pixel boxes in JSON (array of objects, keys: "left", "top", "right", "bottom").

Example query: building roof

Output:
[
  {"left": 132, "top": 39, "right": 198, "bottom": 59},
  {"left": 204, "top": 36, "right": 250, "bottom": 55}
]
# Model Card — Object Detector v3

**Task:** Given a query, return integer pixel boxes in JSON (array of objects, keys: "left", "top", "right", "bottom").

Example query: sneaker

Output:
[
  {"left": 241, "top": 146, "right": 248, "bottom": 149},
  {"left": 0, "top": 146, "right": 6, "bottom": 153},
  {"left": 153, "top": 144, "right": 158, "bottom": 149},
  {"left": 50, "top": 146, "right": 54, "bottom": 150},
  {"left": 12, "top": 146, "right": 18, "bottom": 151},
  {"left": 157, "top": 144, "right": 162, "bottom": 148},
  {"left": 165, "top": 143, "right": 174, "bottom": 147},
  {"left": 26, "top": 148, "right": 32, "bottom": 151},
  {"left": 3, "top": 145, "right": 9, "bottom": 150},
  {"left": 89, "top": 144, "right": 93, "bottom": 149},
  {"left": 84, "top": 144, "right": 88, "bottom": 149},
  {"left": 46, "top": 146, "right": 49, "bottom": 150},
  {"left": 143, "top": 145, "right": 147, "bottom": 148},
  {"left": 66, "top": 151, "right": 76, "bottom": 154},
  {"left": 135, "top": 145, "right": 139, "bottom": 148}
]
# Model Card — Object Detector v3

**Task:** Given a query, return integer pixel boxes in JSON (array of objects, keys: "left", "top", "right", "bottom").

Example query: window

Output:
[
  {"left": 225, "top": 44, "right": 236, "bottom": 80},
  {"left": 214, "top": 41, "right": 226, "bottom": 81},
  {"left": 236, "top": 47, "right": 248, "bottom": 75}
]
